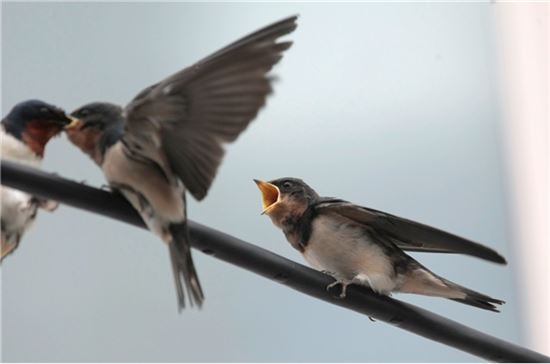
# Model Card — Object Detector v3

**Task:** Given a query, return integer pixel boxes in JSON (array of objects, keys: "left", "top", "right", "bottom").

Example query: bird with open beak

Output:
[
  {"left": 64, "top": 16, "right": 298, "bottom": 310},
  {"left": 1, "top": 100, "right": 73, "bottom": 261},
  {"left": 255, "top": 178, "right": 506, "bottom": 311}
]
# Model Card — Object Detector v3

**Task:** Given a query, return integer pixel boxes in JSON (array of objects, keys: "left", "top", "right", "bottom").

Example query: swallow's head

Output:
[
  {"left": 66, "top": 102, "right": 124, "bottom": 165},
  {"left": 2, "top": 100, "right": 72, "bottom": 157},
  {"left": 254, "top": 177, "right": 319, "bottom": 227}
]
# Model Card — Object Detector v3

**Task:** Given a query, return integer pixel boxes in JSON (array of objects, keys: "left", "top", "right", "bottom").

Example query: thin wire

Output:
[{"left": 1, "top": 159, "right": 548, "bottom": 363}]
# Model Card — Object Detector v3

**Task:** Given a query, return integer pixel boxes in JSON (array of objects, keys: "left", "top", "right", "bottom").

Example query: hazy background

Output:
[{"left": 1, "top": 2, "right": 524, "bottom": 362}]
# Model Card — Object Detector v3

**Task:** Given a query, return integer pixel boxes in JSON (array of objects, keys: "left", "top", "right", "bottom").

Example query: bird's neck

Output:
[
  {"left": 1, "top": 125, "right": 42, "bottom": 165},
  {"left": 3, "top": 119, "right": 61, "bottom": 157},
  {"left": 100, "top": 125, "right": 124, "bottom": 152},
  {"left": 66, "top": 123, "right": 123, "bottom": 166},
  {"left": 278, "top": 206, "right": 317, "bottom": 253},
  {"left": 66, "top": 126, "right": 105, "bottom": 165},
  {"left": 97, "top": 126, "right": 125, "bottom": 165}
]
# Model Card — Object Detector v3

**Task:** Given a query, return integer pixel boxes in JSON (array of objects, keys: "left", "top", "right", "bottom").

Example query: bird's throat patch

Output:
[
  {"left": 65, "top": 126, "right": 103, "bottom": 164},
  {"left": 21, "top": 120, "right": 63, "bottom": 157}
]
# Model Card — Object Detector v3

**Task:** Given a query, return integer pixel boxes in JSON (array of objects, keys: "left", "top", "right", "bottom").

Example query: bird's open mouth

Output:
[
  {"left": 64, "top": 116, "right": 82, "bottom": 130},
  {"left": 254, "top": 180, "right": 280, "bottom": 214}
]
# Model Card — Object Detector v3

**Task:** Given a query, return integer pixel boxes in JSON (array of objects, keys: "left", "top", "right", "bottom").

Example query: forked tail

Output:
[
  {"left": 400, "top": 267, "right": 504, "bottom": 312},
  {"left": 441, "top": 277, "right": 505, "bottom": 312},
  {"left": 1, "top": 232, "right": 22, "bottom": 262},
  {"left": 168, "top": 222, "right": 204, "bottom": 310}
]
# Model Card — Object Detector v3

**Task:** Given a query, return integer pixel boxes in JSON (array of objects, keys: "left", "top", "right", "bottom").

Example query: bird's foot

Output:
[
  {"left": 38, "top": 199, "right": 59, "bottom": 212},
  {"left": 326, "top": 280, "right": 341, "bottom": 291},
  {"left": 99, "top": 184, "right": 112, "bottom": 191},
  {"left": 339, "top": 283, "right": 349, "bottom": 299},
  {"left": 326, "top": 280, "right": 349, "bottom": 299}
]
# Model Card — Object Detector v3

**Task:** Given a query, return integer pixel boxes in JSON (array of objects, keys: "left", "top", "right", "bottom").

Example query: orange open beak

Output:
[
  {"left": 64, "top": 116, "right": 82, "bottom": 130},
  {"left": 254, "top": 179, "right": 280, "bottom": 215}
]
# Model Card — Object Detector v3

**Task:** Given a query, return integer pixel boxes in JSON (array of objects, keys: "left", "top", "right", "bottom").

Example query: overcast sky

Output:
[{"left": 2, "top": 2, "right": 520, "bottom": 362}]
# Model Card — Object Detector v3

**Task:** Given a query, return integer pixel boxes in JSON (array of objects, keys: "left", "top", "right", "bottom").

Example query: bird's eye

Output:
[
  {"left": 282, "top": 181, "right": 292, "bottom": 189},
  {"left": 79, "top": 109, "right": 90, "bottom": 117},
  {"left": 40, "top": 107, "right": 49, "bottom": 114}
]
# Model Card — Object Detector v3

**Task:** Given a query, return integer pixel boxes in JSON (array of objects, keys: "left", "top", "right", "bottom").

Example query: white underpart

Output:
[
  {"left": 1, "top": 127, "right": 41, "bottom": 167},
  {"left": 102, "top": 142, "right": 185, "bottom": 243},
  {"left": 0, "top": 127, "right": 42, "bottom": 241},
  {"left": 399, "top": 268, "right": 466, "bottom": 299},
  {"left": 303, "top": 214, "right": 396, "bottom": 294}
]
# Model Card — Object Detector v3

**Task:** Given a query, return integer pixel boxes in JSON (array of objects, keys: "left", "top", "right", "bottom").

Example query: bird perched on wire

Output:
[
  {"left": 254, "top": 178, "right": 506, "bottom": 311},
  {"left": 64, "top": 16, "right": 298, "bottom": 310},
  {"left": 1, "top": 100, "right": 72, "bottom": 261}
]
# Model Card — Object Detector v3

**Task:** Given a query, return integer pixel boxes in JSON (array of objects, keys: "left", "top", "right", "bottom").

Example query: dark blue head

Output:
[
  {"left": 255, "top": 177, "right": 319, "bottom": 214},
  {"left": 69, "top": 102, "right": 124, "bottom": 131},
  {"left": 255, "top": 177, "right": 320, "bottom": 232},
  {"left": 2, "top": 100, "right": 71, "bottom": 156},
  {"left": 66, "top": 102, "right": 125, "bottom": 165},
  {"left": 2, "top": 100, "right": 71, "bottom": 138}
]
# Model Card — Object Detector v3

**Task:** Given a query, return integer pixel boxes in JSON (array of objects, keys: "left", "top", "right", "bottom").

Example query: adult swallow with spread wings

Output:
[
  {"left": 255, "top": 178, "right": 506, "bottom": 311},
  {"left": 65, "top": 16, "right": 298, "bottom": 310},
  {"left": 1, "top": 100, "right": 72, "bottom": 261}
]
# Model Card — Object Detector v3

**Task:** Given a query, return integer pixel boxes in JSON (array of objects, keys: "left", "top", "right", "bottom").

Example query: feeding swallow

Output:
[
  {"left": 255, "top": 178, "right": 506, "bottom": 311},
  {"left": 1, "top": 100, "right": 72, "bottom": 261},
  {"left": 64, "top": 16, "right": 298, "bottom": 310}
]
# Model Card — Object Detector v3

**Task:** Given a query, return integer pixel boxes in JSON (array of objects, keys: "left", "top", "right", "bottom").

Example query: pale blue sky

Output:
[{"left": 2, "top": 2, "right": 520, "bottom": 362}]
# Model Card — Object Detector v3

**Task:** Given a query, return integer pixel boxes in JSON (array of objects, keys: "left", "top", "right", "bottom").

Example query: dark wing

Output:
[
  {"left": 124, "top": 16, "right": 298, "bottom": 200},
  {"left": 315, "top": 199, "right": 507, "bottom": 264}
]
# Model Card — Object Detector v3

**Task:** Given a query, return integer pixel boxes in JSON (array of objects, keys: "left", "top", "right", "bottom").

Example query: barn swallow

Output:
[
  {"left": 255, "top": 178, "right": 506, "bottom": 311},
  {"left": 1, "top": 100, "right": 72, "bottom": 261},
  {"left": 64, "top": 16, "right": 298, "bottom": 310}
]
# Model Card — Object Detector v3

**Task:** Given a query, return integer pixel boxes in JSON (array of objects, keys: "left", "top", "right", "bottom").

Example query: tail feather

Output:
[
  {"left": 1, "top": 232, "right": 22, "bottom": 262},
  {"left": 168, "top": 222, "right": 204, "bottom": 310},
  {"left": 443, "top": 279, "right": 505, "bottom": 312},
  {"left": 400, "top": 267, "right": 504, "bottom": 312}
]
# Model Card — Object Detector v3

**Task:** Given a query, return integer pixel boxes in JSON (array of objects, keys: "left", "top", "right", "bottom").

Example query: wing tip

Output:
[{"left": 486, "top": 250, "right": 507, "bottom": 265}]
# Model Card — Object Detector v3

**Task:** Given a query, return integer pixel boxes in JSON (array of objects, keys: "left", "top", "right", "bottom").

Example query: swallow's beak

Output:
[
  {"left": 64, "top": 116, "right": 82, "bottom": 130},
  {"left": 254, "top": 179, "right": 280, "bottom": 215}
]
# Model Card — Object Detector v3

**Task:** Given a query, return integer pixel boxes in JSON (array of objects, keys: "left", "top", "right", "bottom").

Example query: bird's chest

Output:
[
  {"left": 302, "top": 215, "right": 392, "bottom": 281},
  {"left": 1, "top": 129, "right": 41, "bottom": 232},
  {"left": 102, "top": 143, "right": 185, "bottom": 222},
  {"left": 21, "top": 121, "right": 60, "bottom": 157},
  {"left": 65, "top": 127, "right": 103, "bottom": 164},
  {"left": 1, "top": 128, "right": 41, "bottom": 167},
  {"left": 1, "top": 186, "right": 37, "bottom": 232}
]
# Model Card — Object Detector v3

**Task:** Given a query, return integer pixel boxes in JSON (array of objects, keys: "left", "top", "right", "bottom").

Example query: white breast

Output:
[
  {"left": 1, "top": 187, "right": 37, "bottom": 230},
  {"left": 303, "top": 214, "right": 396, "bottom": 292},
  {"left": 102, "top": 142, "right": 185, "bottom": 224},
  {"left": 1, "top": 126, "right": 41, "bottom": 235},
  {"left": 1, "top": 126, "right": 41, "bottom": 167}
]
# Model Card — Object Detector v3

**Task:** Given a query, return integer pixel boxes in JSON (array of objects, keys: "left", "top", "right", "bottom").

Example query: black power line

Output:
[{"left": 1, "top": 160, "right": 548, "bottom": 363}]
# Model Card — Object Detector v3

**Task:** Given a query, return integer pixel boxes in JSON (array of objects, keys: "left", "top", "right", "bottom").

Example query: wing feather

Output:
[
  {"left": 315, "top": 199, "right": 507, "bottom": 264},
  {"left": 124, "top": 16, "right": 298, "bottom": 200}
]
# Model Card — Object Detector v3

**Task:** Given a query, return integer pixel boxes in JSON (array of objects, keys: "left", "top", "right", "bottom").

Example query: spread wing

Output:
[
  {"left": 315, "top": 199, "right": 507, "bottom": 264},
  {"left": 123, "top": 16, "right": 298, "bottom": 200}
]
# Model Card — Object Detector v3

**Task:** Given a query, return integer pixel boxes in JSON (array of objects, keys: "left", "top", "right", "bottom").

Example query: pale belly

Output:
[
  {"left": 1, "top": 186, "right": 37, "bottom": 234},
  {"left": 1, "top": 127, "right": 41, "bottom": 167},
  {"left": 302, "top": 214, "right": 396, "bottom": 293},
  {"left": 1, "top": 128, "right": 41, "bottom": 233},
  {"left": 102, "top": 143, "right": 184, "bottom": 223}
]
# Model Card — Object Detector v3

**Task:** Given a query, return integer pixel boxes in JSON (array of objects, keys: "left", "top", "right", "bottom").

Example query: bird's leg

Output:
[
  {"left": 99, "top": 184, "right": 111, "bottom": 191},
  {"left": 18, "top": 200, "right": 34, "bottom": 213},
  {"left": 33, "top": 197, "right": 59, "bottom": 212},
  {"left": 339, "top": 283, "right": 350, "bottom": 299},
  {"left": 326, "top": 280, "right": 341, "bottom": 291},
  {"left": 326, "top": 279, "right": 350, "bottom": 299}
]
